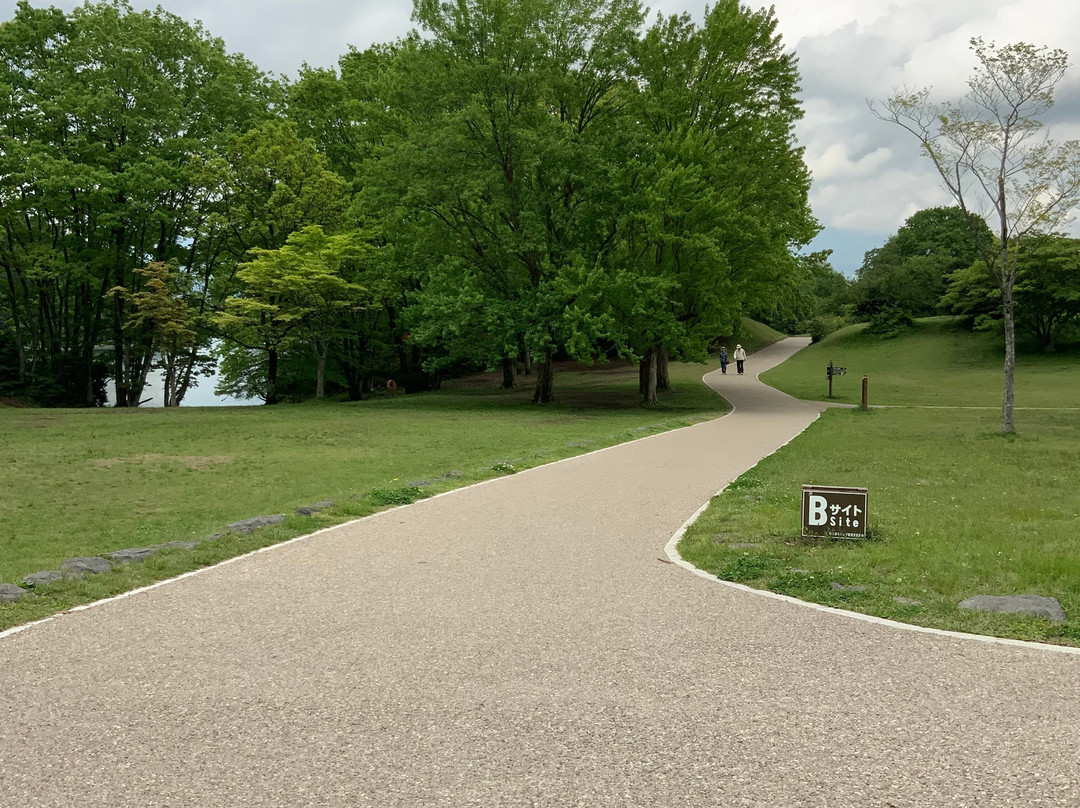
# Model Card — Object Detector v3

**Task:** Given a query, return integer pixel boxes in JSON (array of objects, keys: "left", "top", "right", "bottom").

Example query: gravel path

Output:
[{"left": 3, "top": 338, "right": 1078, "bottom": 807}]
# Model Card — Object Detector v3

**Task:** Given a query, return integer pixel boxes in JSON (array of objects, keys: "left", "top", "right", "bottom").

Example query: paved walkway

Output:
[{"left": 3, "top": 338, "right": 1078, "bottom": 807}]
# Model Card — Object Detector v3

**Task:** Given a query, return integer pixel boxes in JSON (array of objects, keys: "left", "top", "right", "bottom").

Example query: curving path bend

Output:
[{"left": 2, "top": 338, "right": 1078, "bottom": 807}]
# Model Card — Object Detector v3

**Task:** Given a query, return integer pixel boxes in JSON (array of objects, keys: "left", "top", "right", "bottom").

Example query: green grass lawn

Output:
[
  {"left": 1, "top": 358, "right": 728, "bottom": 630},
  {"left": 761, "top": 316, "right": 1080, "bottom": 408},
  {"left": 679, "top": 407, "right": 1080, "bottom": 646},
  {"left": 682, "top": 317, "right": 1080, "bottom": 646}
]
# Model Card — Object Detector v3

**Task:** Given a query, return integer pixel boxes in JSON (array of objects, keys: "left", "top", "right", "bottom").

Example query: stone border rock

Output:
[
  {"left": 4, "top": 512, "right": 308, "bottom": 602},
  {"left": 295, "top": 501, "right": 335, "bottom": 516},
  {"left": 959, "top": 594, "right": 1066, "bottom": 623},
  {"left": 60, "top": 557, "right": 113, "bottom": 576},
  {"left": 0, "top": 583, "right": 30, "bottom": 603},
  {"left": 225, "top": 515, "right": 285, "bottom": 535}
]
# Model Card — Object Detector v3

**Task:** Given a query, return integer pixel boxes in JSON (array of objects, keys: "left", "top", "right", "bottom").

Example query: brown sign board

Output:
[{"left": 801, "top": 485, "right": 868, "bottom": 539}]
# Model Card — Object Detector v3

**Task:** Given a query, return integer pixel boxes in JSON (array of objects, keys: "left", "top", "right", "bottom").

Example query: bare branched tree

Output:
[{"left": 870, "top": 38, "right": 1080, "bottom": 433}]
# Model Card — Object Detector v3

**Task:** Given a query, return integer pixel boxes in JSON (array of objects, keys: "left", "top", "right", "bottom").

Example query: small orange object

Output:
[{"left": 386, "top": 379, "right": 397, "bottom": 393}]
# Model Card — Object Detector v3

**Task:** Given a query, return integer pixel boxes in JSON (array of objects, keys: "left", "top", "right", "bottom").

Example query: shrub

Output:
[
  {"left": 865, "top": 307, "right": 914, "bottom": 337},
  {"left": 805, "top": 315, "right": 845, "bottom": 344}
]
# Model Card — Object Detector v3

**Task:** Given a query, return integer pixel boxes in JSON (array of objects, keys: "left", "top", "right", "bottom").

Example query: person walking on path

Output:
[
  {"left": 734, "top": 344, "right": 747, "bottom": 375},
  {"left": 719, "top": 347, "right": 729, "bottom": 375}
]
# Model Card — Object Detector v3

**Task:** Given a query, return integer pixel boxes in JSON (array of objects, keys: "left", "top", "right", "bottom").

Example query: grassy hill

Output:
[
  {"left": 761, "top": 316, "right": 1078, "bottom": 408},
  {"left": 720, "top": 317, "right": 788, "bottom": 357},
  {"left": 680, "top": 316, "right": 1080, "bottom": 647}
]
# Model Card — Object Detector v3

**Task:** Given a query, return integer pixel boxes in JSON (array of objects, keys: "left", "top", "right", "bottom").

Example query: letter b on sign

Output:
[{"left": 808, "top": 495, "right": 827, "bottom": 526}]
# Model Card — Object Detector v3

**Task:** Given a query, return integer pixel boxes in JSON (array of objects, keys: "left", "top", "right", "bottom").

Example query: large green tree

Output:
[
  {"left": 362, "top": 0, "right": 813, "bottom": 406},
  {"left": 853, "top": 206, "right": 992, "bottom": 323},
  {"left": 200, "top": 120, "right": 349, "bottom": 402},
  {"left": 0, "top": 0, "right": 272, "bottom": 406},
  {"left": 362, "top": 0, "right": 643, "bottom": 403},
  {"left": 217, "top": 226, "right": 366, "bottom": 403},
  {"left": 628, "top": 1, "right": 816, "bottom": 403},
  {"left": 108, "top": 262, "right": 199, "bottom": 406},
  {"left": 755, "top": 250, "right": 851, "bottom": 335},
  {"left": 944, "top": 235, "right": 1080, "bottom": 352},
  {"left": 287, "top": 43, "right": 443, "bottom": 395}
]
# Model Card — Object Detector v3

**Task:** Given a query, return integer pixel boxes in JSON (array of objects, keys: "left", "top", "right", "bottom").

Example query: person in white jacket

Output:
[{"left": 733, "top": 344, "right": 747, "bottom": 375}]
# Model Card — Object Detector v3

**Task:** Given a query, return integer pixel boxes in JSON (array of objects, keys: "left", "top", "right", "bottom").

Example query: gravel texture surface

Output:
[{"left": 2, "top": 338, "right": 1078, "bottom": 807}]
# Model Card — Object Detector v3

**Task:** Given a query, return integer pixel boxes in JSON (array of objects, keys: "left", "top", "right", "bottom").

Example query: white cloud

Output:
[{"left": 809, "top": 143, "right": 893, "bottom": 183}]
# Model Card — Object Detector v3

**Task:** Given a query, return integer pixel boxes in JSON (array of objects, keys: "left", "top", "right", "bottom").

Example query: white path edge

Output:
[
  {"left": 5, "top": 353, "right": 1078, "bottom": 657},
  {"left": 664, "top": 371, "right": 1080, "bottom": 657}
]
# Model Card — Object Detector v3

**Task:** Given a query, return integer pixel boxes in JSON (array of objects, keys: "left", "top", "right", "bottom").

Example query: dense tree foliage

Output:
[
  {"left": 1, "top": 0, "right": 818, "bottom": 407},
  {"left": 625, "top": 1, "right": 816, "bottom": 402},
  {"left": 943, "top": 235, "right": 1080, "bottom": 352},
  {"left": 356, "top": 0, "right": 816, "bottom": 405},
  {"left": 752, "top": 249, "right": 851, "bottom": 339},
  {"left": 0, "top": 0, "right": 274, "bottom": 405},
  {"left": 853, "top": 207, "right": 992, "bottom": 332}
]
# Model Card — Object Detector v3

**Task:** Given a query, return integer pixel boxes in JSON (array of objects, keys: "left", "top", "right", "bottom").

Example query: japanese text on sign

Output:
[{"left": 801, "top": 485, "right": 868, "bottom": 539}]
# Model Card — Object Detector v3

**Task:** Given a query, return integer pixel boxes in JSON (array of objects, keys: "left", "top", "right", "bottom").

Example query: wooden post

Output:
[{"left": 861, "top": 376, "right": 868, "bottom": 411}]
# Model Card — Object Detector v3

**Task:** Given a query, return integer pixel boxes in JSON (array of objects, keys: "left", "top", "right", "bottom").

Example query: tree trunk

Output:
[
  {"left": 3, "top": 266, "right": 27, "bottom": 382},
  {"left": 501, "top": 355, "right": 516, "bottom": 389},
  {"left": 1001, "top": 281, "right": 1016, "bottom": 434},
  {"left": 163, "top": 362, "right": 174, "bottom": 407},
  {"left": 82, "top": 342, "right": 95, "bottom": 407},
  {"left": 1036, "top": 316, "right": 1056, "bottom": 352},
  {"left": 343, "top": 361, "right": 363, "bottom": 401},
  {"left": 643, "top": 346, "right": 658, "bottom": 407},
  {"left": 532, "top": 349, "right": 554, "bottom": 403},
  {"left": 127, "top": 342, "right": 154, "bottom": 406},
  {"left": 657, "top": 345, "right": 671, "bottom": 390},
  {"left": 173, "top": 345, "right": 198, "bottom": 407},
  {"left": 112, "top": 294, "right": 128, "bottom": 407},
  {"left": 266, "top": 347, "right": 279, "bottom": 405},
  {"left": 522, "top": 347, "right": 532, "bottom": 375},
  {"left": 312, "top": 339, "right": 327, "bottom": 400}
]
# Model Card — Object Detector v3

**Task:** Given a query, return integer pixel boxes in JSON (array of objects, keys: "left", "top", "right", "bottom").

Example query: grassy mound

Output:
[
  {"left": 760, "top": 316, "right": 1079, "bottom": 407},
  {"left": 681, "top": 316, "right": 1080, "bottom": 646},
  {"left": 714, "top": 317, "right": 788, "bottom": 357}
]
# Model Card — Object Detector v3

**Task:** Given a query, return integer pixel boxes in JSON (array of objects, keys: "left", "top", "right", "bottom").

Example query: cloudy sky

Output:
[{"left": 4, "top": 0, "right": 1080, "bottom": 276}]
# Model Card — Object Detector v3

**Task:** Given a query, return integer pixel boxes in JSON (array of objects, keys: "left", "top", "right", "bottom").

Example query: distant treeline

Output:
[{"left": 849, "top": 207, "right": 1080, "bottom": 350}]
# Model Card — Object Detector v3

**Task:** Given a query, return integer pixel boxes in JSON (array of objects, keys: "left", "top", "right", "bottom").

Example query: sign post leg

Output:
[{"left": 861, "top": 376, "right": 868, "bottom": 411}]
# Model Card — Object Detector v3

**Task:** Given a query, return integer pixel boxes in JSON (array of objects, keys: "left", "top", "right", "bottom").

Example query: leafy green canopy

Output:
[
  {"left": 354, "top": 0, "right": 815, "bottom": 402},
  {"left": 944, "top": 235, "right": 1080, "bottom": 352},
  {"left": 625, "top": 1, "right": 817, "bottom": 362},
  {"left": 1, "top": 0, "right": 817, "bottom": 407},
  {"left": 0, "top": 0, "right": 274, "bottom": 405},
  {"left": 854, "top": 206, "right": 993, "bottom": 322}
]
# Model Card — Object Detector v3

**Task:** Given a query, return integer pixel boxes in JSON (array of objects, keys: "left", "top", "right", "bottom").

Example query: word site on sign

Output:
[{"left": 807, "top": 498, "right": 862, "bottom": 530}]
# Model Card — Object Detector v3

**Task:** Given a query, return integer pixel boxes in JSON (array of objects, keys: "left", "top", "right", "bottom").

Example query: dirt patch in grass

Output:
[
  {"left": 558, "top": 392, "right": 639, "bottom": 409},
  {"left": 92, "top": 454, "right": 235, "bottom": 471}
]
